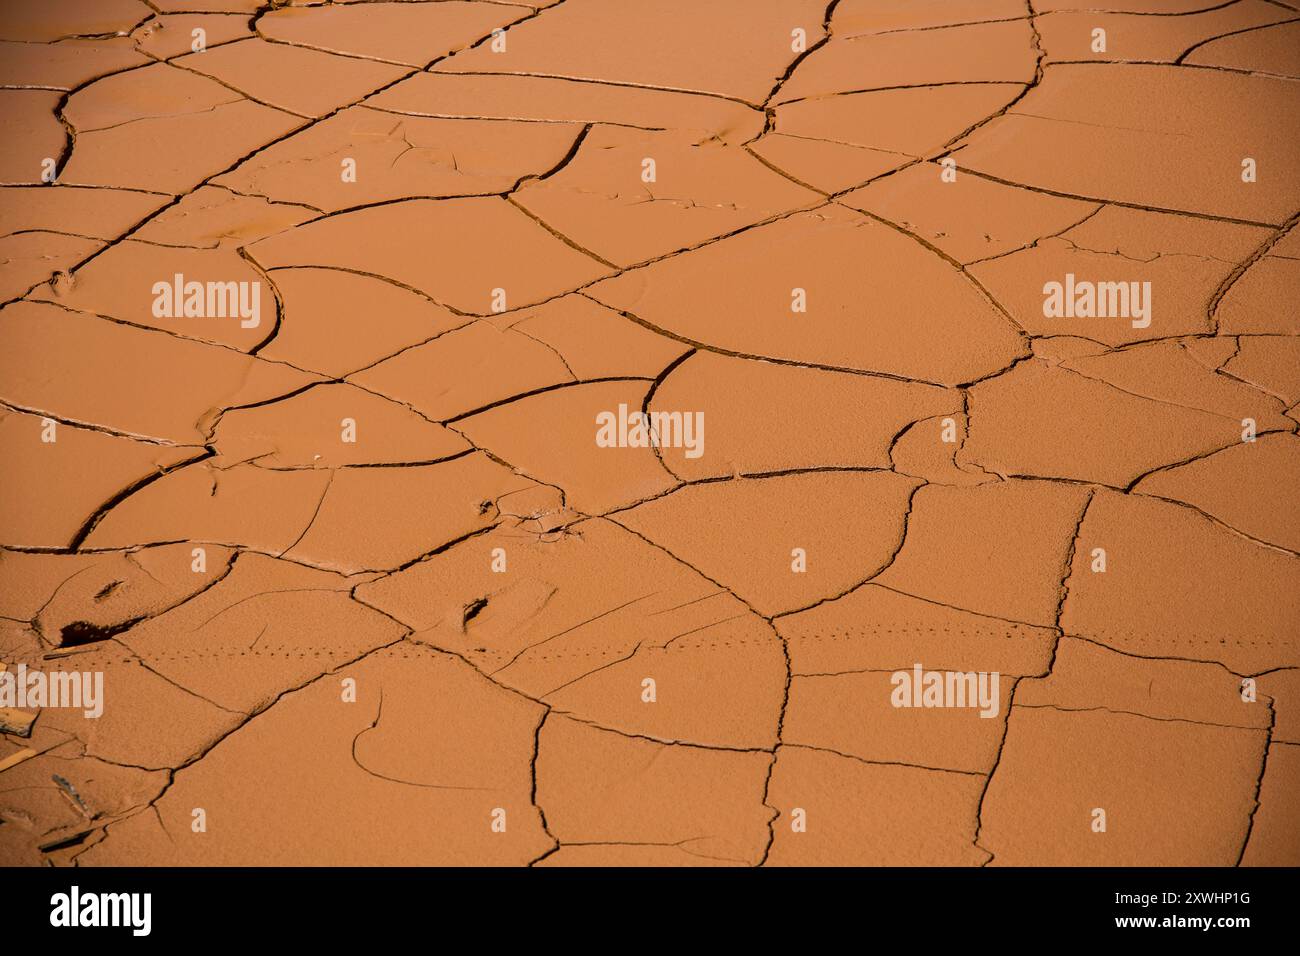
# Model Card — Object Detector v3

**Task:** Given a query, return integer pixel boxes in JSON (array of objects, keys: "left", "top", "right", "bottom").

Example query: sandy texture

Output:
[{"left": 1, "top": 0, "right": 1297, "bottom": 868}]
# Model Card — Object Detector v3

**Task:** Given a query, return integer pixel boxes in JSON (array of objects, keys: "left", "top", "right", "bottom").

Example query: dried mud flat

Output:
[{"left": 1, "top": 0, "right": 1298, "bottom": 868}]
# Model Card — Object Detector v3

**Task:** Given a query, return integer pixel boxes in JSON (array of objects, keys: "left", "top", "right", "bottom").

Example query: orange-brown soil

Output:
[{"left": 1, "top": 0, "right": 1297, "bottom": 867}]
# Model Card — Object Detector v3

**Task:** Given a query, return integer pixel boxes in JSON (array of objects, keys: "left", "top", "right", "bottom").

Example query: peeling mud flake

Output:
[{"left": 0, "top": 0, "right": 152, "bottom": 44}]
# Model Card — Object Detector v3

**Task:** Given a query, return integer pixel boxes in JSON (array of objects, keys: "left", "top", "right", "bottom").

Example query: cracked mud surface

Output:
[{"left": 1, "top": 0, "right": 1297, "bottom": 867}]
